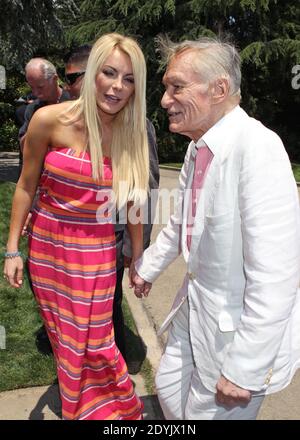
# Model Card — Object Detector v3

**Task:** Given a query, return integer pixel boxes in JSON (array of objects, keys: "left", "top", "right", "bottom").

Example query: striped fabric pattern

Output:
[{"left": 28, "top": 148, "right": 143, "bottom": 420}]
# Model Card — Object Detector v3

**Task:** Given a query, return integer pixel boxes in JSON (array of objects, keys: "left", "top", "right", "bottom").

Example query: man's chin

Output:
[{"left": 168, "top": 123, "right": 179, "bottom": 133}]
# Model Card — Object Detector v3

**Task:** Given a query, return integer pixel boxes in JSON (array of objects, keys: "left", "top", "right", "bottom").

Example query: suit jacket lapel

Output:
[
  {"left": 187, "top": 155, "right": 221, "bottom": 260},
  {"left": 181, "top": 146, "right": 196, "bottom": 262},
  {"left": 183, "top": 107, "right": 248, "bottom": 262}
]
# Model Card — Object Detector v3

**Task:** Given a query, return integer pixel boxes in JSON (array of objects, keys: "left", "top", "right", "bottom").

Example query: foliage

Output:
[
  {"left": 62, "top": 0, "right": 300, "bottom": 162},
  {"left": 292, "top": 164, "right": 300, "bottom": 182},
  {"left": 0, "top": 73, "right": 28, "bottom": 151},
  {"left": 0, "top": 0, "right": 79, "bottom": 72},
  {"left": 0, "top": 0, "right": 299, "bottom": 161},
  {"left": 0, "top": 1, "right": 79, "bottom": 152},
  {"left": 0, "top": 119, "right": 19, "bottom": 151}
]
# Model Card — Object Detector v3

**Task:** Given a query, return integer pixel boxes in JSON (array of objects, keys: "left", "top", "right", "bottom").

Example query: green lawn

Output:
[
  {"left": 292, "top": 164, "right": 300, "bottom": 182},
  {"left": 0, "top": 181, "right": 154, "bottom": 393},
  {"left": 0, "top": 182, "right": 57, "bottom": 391},
  {"left": 163, "top": 163, "right": 300, "bottom": 182},
  {"left": 162, "top": 163, "right": 182, "bottom": 169}
]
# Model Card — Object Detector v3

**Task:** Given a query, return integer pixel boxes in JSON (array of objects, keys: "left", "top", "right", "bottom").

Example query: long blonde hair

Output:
[{"left": 62, "top": 33, "right": 149, "bottom": 208}]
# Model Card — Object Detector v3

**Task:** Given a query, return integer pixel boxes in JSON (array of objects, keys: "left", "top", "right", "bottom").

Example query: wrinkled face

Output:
[
  {"left": 161, "top": 49, "right": 213, "bottom": 141},
  {"left": 64, "top": 63, "right": 85, "bottom": 99},
  {"left": 95, "top": 48, "right": 135, "bottom": 121},
  {"left": 26, "top": 69, "right": 57, "bottom": 102}
]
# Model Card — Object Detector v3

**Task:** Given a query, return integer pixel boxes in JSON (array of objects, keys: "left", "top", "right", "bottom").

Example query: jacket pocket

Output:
[
  {"left": 205, "top": 211, "right": 235, "bottom": 228},
  {"left": 218, "top": 306, "right": 242, "bottom": 332}
]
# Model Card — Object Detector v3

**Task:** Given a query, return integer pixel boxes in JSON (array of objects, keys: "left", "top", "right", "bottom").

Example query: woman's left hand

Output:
[{"left": 3, "top": 256, "right": 24, "bottom": 288}]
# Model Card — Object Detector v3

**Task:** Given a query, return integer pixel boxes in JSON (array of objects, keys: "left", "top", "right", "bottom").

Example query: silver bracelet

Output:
[{"left": 4, "top": 251, "right": 22, "bottom": 259}]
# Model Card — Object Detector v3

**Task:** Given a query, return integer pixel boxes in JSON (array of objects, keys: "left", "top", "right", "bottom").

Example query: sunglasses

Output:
[{"left": 64, "top": 71, "right": 85, "bottom": 85}]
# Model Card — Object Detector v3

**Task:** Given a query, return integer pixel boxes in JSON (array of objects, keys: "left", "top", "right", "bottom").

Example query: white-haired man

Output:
[
  {"left": 19, "top": 58, "right": 70, "bottom": 152},
  {"left": 133, "top": 37, "right": 300, "bottom": 420}
]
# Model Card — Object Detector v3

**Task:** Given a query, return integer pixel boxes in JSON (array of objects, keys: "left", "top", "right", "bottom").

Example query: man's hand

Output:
[
  {"left": 129, "top": 266, "right": 152, "bottom": 298},
  {"left": 216, "top": 375, "right": 251, "bottom": 408}
]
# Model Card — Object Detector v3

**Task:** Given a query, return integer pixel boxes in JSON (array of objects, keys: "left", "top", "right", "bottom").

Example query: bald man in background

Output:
[{"left": 19, "top": 58, "right": 70, "bottom": 155}]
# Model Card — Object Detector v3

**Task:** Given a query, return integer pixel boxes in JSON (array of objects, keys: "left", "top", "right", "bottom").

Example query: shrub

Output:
[{"left": 0, "top": 119, "right": 19, "bottom": 151}]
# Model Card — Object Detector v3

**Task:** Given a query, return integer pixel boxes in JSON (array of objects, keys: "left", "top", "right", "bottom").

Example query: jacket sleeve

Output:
[
  {"left": 221, "top": 127, "right": 300, "bottom": 391},
  {"left": 135, "top": 142, "right": 193, "bottom": 283}
]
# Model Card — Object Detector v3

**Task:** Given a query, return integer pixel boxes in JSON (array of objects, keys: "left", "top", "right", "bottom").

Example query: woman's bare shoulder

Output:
[{"left": 29, "top": 101, "right": 73, "bottom": 130}]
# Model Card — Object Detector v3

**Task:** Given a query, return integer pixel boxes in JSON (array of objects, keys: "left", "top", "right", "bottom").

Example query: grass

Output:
[
  {"left": 0, "top": 182, "right": 57, "bottom": 391},
  {"left": 122, "top": 297, "right": 155, "bottom": 394},
  {"left": 163, "top": 163, "right": 300, "bottom": 182},
  {"left": 292, "top": 164, "right": 300, "bottom": 182},
  {"left": 0, "top": 181, "right": 154, "bottom": 394},
  {"left": 162, "top": 162, "right": 182, "bottom": 169}
]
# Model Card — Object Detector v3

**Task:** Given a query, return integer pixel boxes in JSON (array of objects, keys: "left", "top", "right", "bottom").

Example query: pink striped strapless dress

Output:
[{"left": 28, "top": 147, "right": 143, "bottom": 420}]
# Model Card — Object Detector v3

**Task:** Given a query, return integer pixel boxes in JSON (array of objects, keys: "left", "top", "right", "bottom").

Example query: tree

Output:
[
  {"left": 0, "top": 0, "right": 78, "bottom": 72},
  {"left": 63, "top": 0, "right": 300, "bottom": 162},
  {"left": 0, "top": 0, "right": 79, "bottom": 151}
]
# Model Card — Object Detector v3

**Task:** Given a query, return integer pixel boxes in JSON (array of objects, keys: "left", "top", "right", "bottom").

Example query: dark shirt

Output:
[
  {"left": 18, "top": 89, "right": 70, "bottom": 139},
  {"left": 114, "top": 119, "right": 160, "bottom": 269}
]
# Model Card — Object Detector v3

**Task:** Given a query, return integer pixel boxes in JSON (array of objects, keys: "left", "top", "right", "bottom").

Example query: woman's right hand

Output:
[
  {"left": 21, "top": 212, "right": 32, "bottom": 236},
  {"left": 3, "top": 256, "right": 24, "bottom": 288}
]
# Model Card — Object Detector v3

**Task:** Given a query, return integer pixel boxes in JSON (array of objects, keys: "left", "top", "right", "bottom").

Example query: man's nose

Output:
[{"left": 161, "top": 91, "right": 172, "bottom": 108}]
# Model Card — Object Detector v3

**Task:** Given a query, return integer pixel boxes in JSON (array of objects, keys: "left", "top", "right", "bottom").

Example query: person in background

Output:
[
  {"left": 18, "top": 58, "right": 70, "bottom": 348},
  {"left": 133, "top": 36, "right": 300, "bottom": 420},
  {"left": 64, "top": 45, "right": 160, "bottom": 370},
  {"left": 63, "top": 45, "right": 91, "bottom": 100},
  {"left": 15, "top": 92, "right": 36, "bottom": 128},
  {"left": 18, "top": 58, "right": 70, "bottom": 172},
  {"left": 4, "top": 33, "right": 149, "bottom": 420}
]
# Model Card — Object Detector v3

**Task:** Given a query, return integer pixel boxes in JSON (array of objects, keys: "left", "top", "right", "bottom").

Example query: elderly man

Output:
[
  {"left": 19, "top": 58, "right": 70, "bottom": 151},
  {"left": 133, "top": 37, "right": 300, "bottom": 420}
]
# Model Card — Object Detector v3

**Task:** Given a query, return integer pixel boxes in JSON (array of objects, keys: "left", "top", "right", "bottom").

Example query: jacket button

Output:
[
  {"left": 264, "top": 368, "right": 273, "bottom": 385},
  {"left": 188, "top": 272, "right": 195, "bottom": 280}
]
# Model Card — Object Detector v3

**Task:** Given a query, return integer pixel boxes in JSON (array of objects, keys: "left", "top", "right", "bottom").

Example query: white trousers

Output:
[{"left": 155, "top": 300, "right": 264, "bottom": 420}]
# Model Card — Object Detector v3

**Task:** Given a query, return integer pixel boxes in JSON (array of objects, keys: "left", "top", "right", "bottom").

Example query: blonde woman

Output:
[{"left": 4, "top": 33, "right": 149, "bottom": 420}]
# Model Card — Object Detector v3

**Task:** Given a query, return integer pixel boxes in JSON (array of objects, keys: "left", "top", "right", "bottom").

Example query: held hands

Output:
[
  {"left": 127, "top": 260, "right": 152, "bottom": 298},
  {"left": 216, "top": 375, "right": 251, "bottom": 408}
]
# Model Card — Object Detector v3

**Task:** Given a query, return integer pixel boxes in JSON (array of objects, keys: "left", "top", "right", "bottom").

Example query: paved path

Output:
[
  {"left": 0, "top": 151, "right": 19, "bottom": 183},
  {"left": 0, "top": 376, "right": 162, "bottom": 420}
]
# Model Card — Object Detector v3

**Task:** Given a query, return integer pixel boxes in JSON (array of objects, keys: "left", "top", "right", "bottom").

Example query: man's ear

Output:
[{"left": 211, "top": 77, "right": 229, "bottom": 103}]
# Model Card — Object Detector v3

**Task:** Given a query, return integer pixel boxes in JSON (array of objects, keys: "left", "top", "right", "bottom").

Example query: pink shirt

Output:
[{"left": 187, "top": 141, "right": 213, "bottom": 250}]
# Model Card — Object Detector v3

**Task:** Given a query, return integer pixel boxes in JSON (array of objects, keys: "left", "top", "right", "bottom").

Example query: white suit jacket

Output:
[{"left": 136, "top": 106, "right": 300, "bottom": 395}]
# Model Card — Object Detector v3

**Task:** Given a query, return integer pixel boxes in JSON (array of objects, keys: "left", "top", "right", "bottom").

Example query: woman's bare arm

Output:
[{"left": 4, "top": 106, "right": 54, "bottom": 286}]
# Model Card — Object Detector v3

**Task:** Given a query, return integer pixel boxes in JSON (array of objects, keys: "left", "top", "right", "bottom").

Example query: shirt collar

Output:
[
  {"left": 191, "top": 138, "right": 207, "bottom": 159},
  {"left": 194, "top": 105, "right": 247, "bottom": 160}
]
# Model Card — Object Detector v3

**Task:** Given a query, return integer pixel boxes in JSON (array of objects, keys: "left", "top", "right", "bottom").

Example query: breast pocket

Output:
[
  {"left": 199, "top": 211, "right": 237, "bottom": 270},
  {"left": 205, "top": 211, "right": 235, "bottom": 228},
  {"left": 205, "top": 211, "right": 236, "bottom": 249}
]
